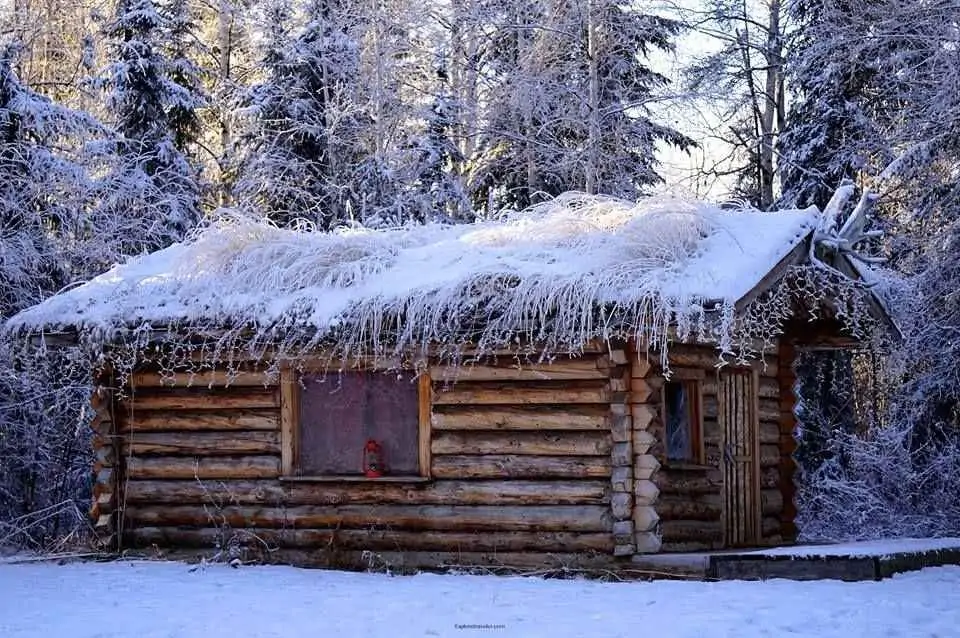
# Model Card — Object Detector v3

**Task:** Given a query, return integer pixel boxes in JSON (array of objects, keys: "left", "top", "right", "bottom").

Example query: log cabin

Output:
[{"left": 6, "top": 191, "right": 893, "bottom": 571}]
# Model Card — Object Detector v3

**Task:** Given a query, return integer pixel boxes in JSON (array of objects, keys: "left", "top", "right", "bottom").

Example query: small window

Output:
[
  {"left": 281, "top": 368, "right": 431, "bottom": 479},
  {"left": 663, "top": 380, "right": 703, "bottom": 463}
]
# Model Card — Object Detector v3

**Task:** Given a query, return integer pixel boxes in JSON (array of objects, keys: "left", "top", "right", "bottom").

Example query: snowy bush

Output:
[
  {"left": 796, "top": 259, "right": 960, "bottom": 541},
  {"left": 0, "top": 33, "right": 200, "bottom": 551},
  {"left": 0, "top": 345, "right": 93, "bottom": 550},
  {"left": 797, "top": 415, "right": 960, "bottom": 541}
]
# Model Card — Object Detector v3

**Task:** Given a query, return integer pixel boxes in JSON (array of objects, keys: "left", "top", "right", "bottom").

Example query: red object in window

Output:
[{"left": 363, "top": 439, "right": 384, "bottom": 478}]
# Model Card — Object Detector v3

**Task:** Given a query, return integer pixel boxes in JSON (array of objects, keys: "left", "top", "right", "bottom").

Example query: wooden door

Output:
[{"left": 719, "top": 368, "right": 761, "bottom": 547}]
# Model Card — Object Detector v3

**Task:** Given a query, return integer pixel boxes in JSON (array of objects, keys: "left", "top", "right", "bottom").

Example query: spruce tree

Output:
[
  {"left": 232, "top": 0, "right": 367, "bottom": 229},
  {"left": 777, "top": 0, "right": 884, "bottom": 210},
  {"left": 98, "top": 0, "right": 202, "bottom": 251},
  {"left": 407, "top": 87, "right": 470, "bottom": 223},
  {"left": 0, "top": 44, "right": 97, "bottom": 314},
  {"left": 161, "top": 0, "right": 207, "bottom": 159}
]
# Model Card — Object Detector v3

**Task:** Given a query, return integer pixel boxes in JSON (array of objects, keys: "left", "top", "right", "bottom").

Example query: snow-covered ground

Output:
[
  {"left": 1, "top": 561, "right": 958, "bottom": 638},
  {"left": 745, "top": 536, "right": 960, "bottom": 558}
]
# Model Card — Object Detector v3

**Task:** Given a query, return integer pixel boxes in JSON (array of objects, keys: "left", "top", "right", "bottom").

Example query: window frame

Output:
[
  {"left": 660, "top": 369, "right": 705, "bottom": 466},
  {"left": 279, "top": 363, "right": 432, "bottom": 482}
]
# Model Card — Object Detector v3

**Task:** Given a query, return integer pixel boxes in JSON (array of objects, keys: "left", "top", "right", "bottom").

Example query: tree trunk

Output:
[
  {"left": 759, "top": 0, "right": 783, "bottom": 208},
  {"left": 585, "top": 0, "right": 600, "bottom": 194}
]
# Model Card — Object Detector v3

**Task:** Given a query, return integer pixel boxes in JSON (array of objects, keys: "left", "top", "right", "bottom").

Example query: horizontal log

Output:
[
  {"left": 131, "top": 370, "right": 276, "bottom": 388},
  {"left": 128, "top": 527, "right": 614, "bottom": 553},
  {"left": 430, "top": 359, "right": 606, "bottom": 382},
  {"left": 121, "top": 431, "right": 280, "bottom": 456},
  {"left": 759, "top": 421, "right": 781, "bottom": 445},
  {"left": 760, "top": 444, "right": 780, "bottom": 467},
  {"left": 665, "top": 346, "right": 779, "bottom": 375},
  {"left": 609, "top": 377, "right": 629, "bottom": 393},
  {"left": 761, "top": 488, "right": 784, "bottom": 516},
  {"left": 759, "top": 399, "right": 780, "bottom": 422},
  {"left": 432, "top": 384, "right": 609, "bottom": 406},
  {"left": 704, "top": 422, "right": 780, "bottom": 446},
  {"left": 609, "top": 347, "right": 629, "bottom": 366},
  {"left": 760, "top": 466, "right": 781, "bottom": 489},
  {"left": 704, "top": 445, "right": 780, "bottom": 472},
  {"left": 127, "top": 456, "right": 280, "bottom": 480},
  {"left": 264, "top": 550, "right": 616, "bottom": 571},
  {"left": 124, "top": 479, "right": 610, "bottom": 506},
  {"left": 630, "top": 377, "right": 653, "bottom": 403},
  {"left": 703, "top": 377, "right": 779, "bottom": 399},
  {"left": 124, "top": 504, "right": 613, "bottom": 532},
  {"left": 759, "top": 377, "right": 780, "bottom": 399},
  {"left": 612, "top": 519, "right": 634, "bottom": 544},
  {"left": 762, "top": 516, "right": 780, "bottom": 536},
  {"left": 703, "top": 397, "right": 780, "bottom": 422},
  {"left": 90, "top": 409, "right": 113, "bottom": 435},
  {"left": 664, "top": 345, "right": 724, "bottom": 369},
  {"left": 659, "top": 540, "right": 722, "bottom": 552},
  {"left": 655, "top": 468, "right": 722, "bottom": 495},
  {"left": 660, "top": 519, "right": 722, "bottom": 543},
  {"left": 611, "top": 442, "right": 631, "bottom": 466},
  {"left": 124, "top": 389, "right": 280, "bottom": 411},
  {"left": 631, "top": 357, "right": 652, "bottom": 379},
  {"left": 431, "top": 406, "right": 608, "bottom": 431},
  {"left": 632, "top": 404, "right": 656, "bottom": 430},
  {"left": 654, "top": 466, "right": 780, "bottom": 494},
  {"left": 665, "top": 367, "right": 706, "bottom": 381},
  {"left": 121, "top": 410, "right": 280, "bottom": 433},
  {"left": 431, "top": 432, "right": 611, "bottom": 456},
  {"left": 703, "top": 418, "right": 721, "bottom": 439},
  {"left": 93, "top": 441, "right": 115, "bottom": 467},
  {"left": 174, "top": 344, "right": 604, "bottom": 366},
  {"left": 634, "top": 530, "right": 662, "bottom": 554},
  {"left": 431, "top": 455, "right": 611, "bottom": 479},
  {"left": 702, "top": 397, "right": 719, "bottom": 420},
  {"left": 656, "top": 494, "right": 722, "bottom": 521}
]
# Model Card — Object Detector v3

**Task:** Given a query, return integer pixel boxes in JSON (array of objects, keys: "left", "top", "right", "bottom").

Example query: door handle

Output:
[{"left": 723, "top": 443, "right": 734, "bottom": 466}]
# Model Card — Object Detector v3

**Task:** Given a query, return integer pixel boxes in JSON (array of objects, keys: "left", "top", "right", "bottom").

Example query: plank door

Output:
[{"left": 718, "top": 368, "right": 761, "bottom": 547}]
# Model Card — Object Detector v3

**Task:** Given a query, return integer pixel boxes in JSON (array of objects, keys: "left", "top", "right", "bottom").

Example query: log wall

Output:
[
  {"left": 644, "top": 344, "right": 791, "bottom": 552},
  {"left": 777, "top": 342, "right": 799, "bottom": 543},
  {"left": 104, "top": 341, "right": 799, "bottom": 568},
  {"left": 90, "top": 374, "right": 118, "bottom": 548},
  {"left": 626, "top": 343, "right": 661, "bottom": 554},
  {"left": 115, "top": 353, "right": 617, "bottom": 570}
]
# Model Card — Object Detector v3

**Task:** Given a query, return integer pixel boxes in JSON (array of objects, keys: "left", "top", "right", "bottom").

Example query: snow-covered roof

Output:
[{"left": 6, "top": 193, "right": 826, "bottom": 356}]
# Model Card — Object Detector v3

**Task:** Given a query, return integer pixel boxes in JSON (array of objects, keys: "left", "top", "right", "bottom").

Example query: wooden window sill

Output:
[
  {"left": 279, "top": 475, "right": 432, "bottom": 483},
  {"left": 661, "top": 461, "right": 713, "bottom": 471}
]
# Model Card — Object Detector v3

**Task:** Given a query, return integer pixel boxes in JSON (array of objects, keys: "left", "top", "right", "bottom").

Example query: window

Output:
[
  {"left": 663, "top": 380, "right": 703, "bottom": 464},
  {"left": 280, "top": 367, "right": 431, "bottom": 480}
]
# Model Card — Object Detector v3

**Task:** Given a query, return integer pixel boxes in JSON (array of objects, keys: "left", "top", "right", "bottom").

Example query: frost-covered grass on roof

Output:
[{"left": 6, "top": 192, "right": 859, "bottom": 366}]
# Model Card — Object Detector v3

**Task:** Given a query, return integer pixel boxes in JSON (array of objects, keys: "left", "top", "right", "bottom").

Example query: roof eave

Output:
[
  {"left": 733, "top": 231, "right": 900, "bottom": 340},
  {"left": 733, "top": 234, "right": 813, "bottom": 313}
]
